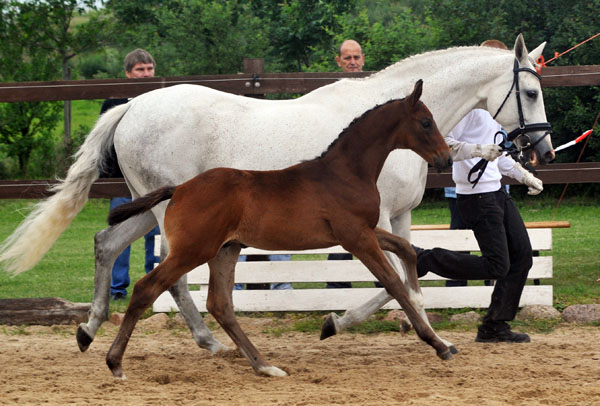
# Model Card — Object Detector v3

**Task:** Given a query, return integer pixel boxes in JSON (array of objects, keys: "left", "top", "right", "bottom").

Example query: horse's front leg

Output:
[
  {"left": 77, "top": 213, "right": 155, "bottom": 352},
  {"left": 344, "top": 230, "right": 452, "bottom": 360},
  {"left": 206, "top": 243, "right": 287, "bottom": 377},
  {"left": 374, "top": 227, "right": 457, "bottom": 354}
]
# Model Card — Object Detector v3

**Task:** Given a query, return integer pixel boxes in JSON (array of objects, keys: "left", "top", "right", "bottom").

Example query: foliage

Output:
[
  {"left": 0, "top": 1, "right": 62, "bottom": 178},
  {"left": 1, "top": 0, "right": 600, "bottom": 178},
  {"left": 105, "top": 0, "right": 271, "bottom": 75}
]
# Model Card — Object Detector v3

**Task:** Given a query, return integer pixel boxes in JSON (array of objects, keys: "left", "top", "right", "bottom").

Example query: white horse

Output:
[{"left": 0, "top": 35, "right": 553, "bottom": 356}]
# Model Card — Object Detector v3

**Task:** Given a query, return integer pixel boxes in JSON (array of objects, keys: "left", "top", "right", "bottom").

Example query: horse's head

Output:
[
  {"left": 401, "top": 80, "right": 452, "bottom": 172},
  {"left": 485, "top": 34, "right": 555, "bottom": 166}
]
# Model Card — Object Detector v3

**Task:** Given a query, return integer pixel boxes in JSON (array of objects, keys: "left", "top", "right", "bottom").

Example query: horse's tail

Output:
[
  {"left": 0, "top": 103, "right": 131, "bottom": 275},
  {"left": 108, "top": 186, "right": 176, "bottom": 226}
]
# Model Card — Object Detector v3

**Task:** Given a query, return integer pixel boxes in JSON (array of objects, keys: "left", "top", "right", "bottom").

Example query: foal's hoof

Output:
[
  {"left": 258, "top": 365, "right": 288, "bottom": 377},
  {"left": 76, "top": 324, "right": 94, "bottom": 352},
  {"left": 320, "top": 313, "right": 339, "bottom": 340},
  {"left": 437, "top": 348, "right": 454, "bottom": 361},
  {"left": 449, "top": 345, "right": 459, "bottom": 355}
]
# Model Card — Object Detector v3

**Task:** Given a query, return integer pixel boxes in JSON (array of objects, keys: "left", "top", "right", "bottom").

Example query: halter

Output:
[{"left": 468, "top": 58, "right": 552, "bottom": 187}]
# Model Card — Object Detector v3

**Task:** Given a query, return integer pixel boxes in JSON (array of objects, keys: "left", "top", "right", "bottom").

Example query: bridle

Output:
[{"left": 468, "top": 58, "right": 552, "bottom": 187}]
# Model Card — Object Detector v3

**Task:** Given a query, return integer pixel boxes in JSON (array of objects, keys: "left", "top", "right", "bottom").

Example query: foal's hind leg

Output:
[
  {"left": 206, "top": 244, "right": 287, "bottom": 377},
  {"left": 374, "top": 227, "right": 457, "bottom": 354},
  {"left": 343, "top": 229, "right": 452, "bottom": 360},
  {"left": 106, "top": 253, "right": 203, "bottom": 379}
]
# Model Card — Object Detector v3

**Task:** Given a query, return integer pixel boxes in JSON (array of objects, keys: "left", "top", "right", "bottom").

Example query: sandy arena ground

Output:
[{"left": 1, "top": 316, "right": 599, "bottom": 406}]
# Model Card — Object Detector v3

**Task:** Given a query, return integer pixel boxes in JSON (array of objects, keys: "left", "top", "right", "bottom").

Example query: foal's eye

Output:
[{"left": 526, "top": 90, "right": 538, "bottom": 100}]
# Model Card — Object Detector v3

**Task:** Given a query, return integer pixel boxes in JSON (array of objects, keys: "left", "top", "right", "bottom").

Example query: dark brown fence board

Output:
[
  {"left": 1, "top": 164, "right": 598, "bottom": 199},
  {"left": 541, "top": 65, "right": 600, "bottom": 87},
  {"left": 1, "top": 66, "right": 597, "bottom": 102}
]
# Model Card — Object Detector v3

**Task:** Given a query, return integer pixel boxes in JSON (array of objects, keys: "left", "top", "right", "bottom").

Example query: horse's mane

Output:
[
  {"left": 314, "top": 97, "right": 402, "bottom": 160},
  {"left": 372, "top": 45, "right": 511, "bottom": 78}
]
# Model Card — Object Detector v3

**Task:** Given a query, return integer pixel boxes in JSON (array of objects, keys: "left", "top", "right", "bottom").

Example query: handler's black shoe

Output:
[
  {"left": 110, "top": 292, "right": 127, "bottom": 301},
  {"left": 475, "top": 326, "right": 530, "bottom": 343}
]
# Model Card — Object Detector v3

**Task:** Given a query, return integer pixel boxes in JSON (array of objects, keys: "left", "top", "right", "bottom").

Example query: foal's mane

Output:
[{"left": 314, "top": 97, "right": 402, "bottom": 160}]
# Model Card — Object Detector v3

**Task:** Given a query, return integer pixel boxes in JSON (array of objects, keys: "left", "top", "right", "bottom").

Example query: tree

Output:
[
  {"left": 0, "top": 1, "right": 62, "bottom": 178},
  {"left": 106, "top": 0, "right": 272, "bottom": 76},
  {"left": 17, "top": 0, "right": 111, "bottom": 172}
]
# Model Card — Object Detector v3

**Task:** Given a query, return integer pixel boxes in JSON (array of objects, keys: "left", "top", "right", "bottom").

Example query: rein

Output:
[{"left": 468, "top": 59, "right": 552, "bottom": 187}]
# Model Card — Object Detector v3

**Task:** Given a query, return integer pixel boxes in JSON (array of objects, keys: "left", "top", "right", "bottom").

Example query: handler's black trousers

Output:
[{"left": 416, "top": 188, "right": 532, "bottom": 329}]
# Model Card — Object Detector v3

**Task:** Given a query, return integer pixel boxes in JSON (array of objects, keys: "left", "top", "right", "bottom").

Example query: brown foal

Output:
[{"left": 105, "top": 80, "right": 452, "bottom": 378}]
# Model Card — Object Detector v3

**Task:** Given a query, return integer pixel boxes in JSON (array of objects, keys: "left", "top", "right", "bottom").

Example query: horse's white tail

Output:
[{"left": 0, "top": 103, "right": 131, "bottom": 275}]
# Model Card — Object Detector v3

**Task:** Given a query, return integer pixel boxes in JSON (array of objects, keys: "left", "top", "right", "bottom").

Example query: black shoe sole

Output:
[{"left": 475, "top": 335, "right": 531, "bottom": 343}]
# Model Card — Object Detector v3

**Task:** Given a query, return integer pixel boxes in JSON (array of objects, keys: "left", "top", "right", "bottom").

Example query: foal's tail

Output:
[
  {"left": 108, "top": 186, "right": 176, "bottom": 226},
  {"left": 0, "top": 103, "right": 131, "bottom": 275}
]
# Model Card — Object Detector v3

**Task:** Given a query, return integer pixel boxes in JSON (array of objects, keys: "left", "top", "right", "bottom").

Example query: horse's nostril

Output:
[{"left": 546, "top": 151, "right": 555, "bottom": 162}]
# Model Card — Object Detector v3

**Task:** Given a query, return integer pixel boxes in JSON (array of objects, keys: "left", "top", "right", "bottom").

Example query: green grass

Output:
[
  {"left": 53, "top": 99, "right": 104, "bottom": 140},
  {"left": 0, "top": 199, "right": 146, "bottom": 306},
  {"left": 0, "top": 196, "right": 598, "bottom": 316}
]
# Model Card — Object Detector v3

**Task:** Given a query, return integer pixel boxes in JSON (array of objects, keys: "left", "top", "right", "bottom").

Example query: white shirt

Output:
[{"left": 447, "top": 109, "right": 522, "bottom": 195}]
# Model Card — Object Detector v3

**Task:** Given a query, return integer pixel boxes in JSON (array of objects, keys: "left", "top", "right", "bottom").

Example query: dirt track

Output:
[{"left": 1, "top": 316, "right": 599, "bottom": 405}]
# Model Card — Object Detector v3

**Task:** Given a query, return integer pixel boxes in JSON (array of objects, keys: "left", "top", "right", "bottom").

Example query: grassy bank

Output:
[{"left": 0, "top": 196, "right": 598, "bottom": 311}]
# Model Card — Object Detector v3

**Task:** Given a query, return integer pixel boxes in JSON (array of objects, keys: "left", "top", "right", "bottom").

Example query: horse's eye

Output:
[
  {"left": 526, "top": 90, "right": 538, "bottom": 100},
  {"left": 421, "top": 119, "right": 432, "bottom": 129}
]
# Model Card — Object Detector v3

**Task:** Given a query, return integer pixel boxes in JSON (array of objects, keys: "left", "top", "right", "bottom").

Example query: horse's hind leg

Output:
[
  {"left": 168, "top": 272, "right": 228, "bottom": 354},
  {"left": 344, "top": 230, "right": 452, "bottom": 360},
  {"left": 206, "top": 243, "right": 287, "bottom": 377},
  {"left": 77, "top": 212, "right": 156, "bottom": 352},
  {"left": 374, "top": 227, "right": 457, "bottom": 354}
]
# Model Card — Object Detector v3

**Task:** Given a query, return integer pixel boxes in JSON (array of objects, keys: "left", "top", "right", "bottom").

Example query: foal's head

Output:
[{"left": 392, "top": 80, "right": 452, "bottom": 172}]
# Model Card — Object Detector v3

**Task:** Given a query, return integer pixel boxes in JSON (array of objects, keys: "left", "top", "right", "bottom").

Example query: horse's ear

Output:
[
  {"left": 409, "top": 79, "right": 423, "bottom": 107},
  {"left": 514, "top": 34, "right": 529, "bottom": 64},
  {"left": 528, "top": 41, "right": 546, "bottom": 61}
]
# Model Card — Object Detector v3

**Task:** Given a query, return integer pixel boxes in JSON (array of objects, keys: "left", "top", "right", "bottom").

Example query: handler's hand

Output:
[
  {"left": 521, "top": 170, "right": 543, "bottom": 195},
  {"left": 472, "top": 144, "right": 503, "bottom": 161}
]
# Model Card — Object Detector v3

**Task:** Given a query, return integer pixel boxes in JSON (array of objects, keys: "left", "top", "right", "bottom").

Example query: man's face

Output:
[
  {"left": 126, "top": 62, "right": 155, "bottom": 78},
  {"left": 336, "top": 43, "right": 365, "bottom": 72}
]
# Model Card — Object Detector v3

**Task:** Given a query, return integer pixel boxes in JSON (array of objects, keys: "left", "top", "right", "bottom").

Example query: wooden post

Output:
[{"left": 243, "top": 58, "right": 265, "bottom": 99}]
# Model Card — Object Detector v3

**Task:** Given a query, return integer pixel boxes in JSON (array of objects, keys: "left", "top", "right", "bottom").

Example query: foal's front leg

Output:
[
  {"left": 205, "top": 244, "right": 287, "bottom": 377},
  {"left": 374, "top": 227, "right": 457, "bottom": 354},
  {"left": 345, "top": 231, "right": 452, "bottom": 360}
]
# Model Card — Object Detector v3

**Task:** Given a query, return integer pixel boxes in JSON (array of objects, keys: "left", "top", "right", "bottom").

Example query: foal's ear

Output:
[{"left": 408, "top": 79, "right": 423, "bottom": 107}]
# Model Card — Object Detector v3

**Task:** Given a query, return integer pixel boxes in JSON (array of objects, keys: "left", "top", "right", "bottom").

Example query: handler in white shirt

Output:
[{"left": 414, "top": 109, "right": 543, "bottom": 343}]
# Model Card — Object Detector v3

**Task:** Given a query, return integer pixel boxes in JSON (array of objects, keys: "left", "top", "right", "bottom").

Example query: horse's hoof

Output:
[
  {"left": 320, "top": 313, "right": 338, "bottom": 340},
  {"left": 209, "top": 342, "right": 231, "bottom": 355},
  {"left": 399, "top": 319, "right": 413, "bottom": 333},
  {"left": 437, "top": 348, "right": 453, "bottom": 361},
  {"left": 76, "top": 324, "right": 93, "bottom": 352},
  {"left": 449, "top": 345, "right": 459, "bottom": 355},
  {"left": 258, "top": 365, "right": 288, "bottom": 377}
]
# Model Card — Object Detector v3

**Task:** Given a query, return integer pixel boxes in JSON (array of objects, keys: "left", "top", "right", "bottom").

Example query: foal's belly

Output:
[{"left": 235, "top": 216, "right": 338, "bottom": 252}]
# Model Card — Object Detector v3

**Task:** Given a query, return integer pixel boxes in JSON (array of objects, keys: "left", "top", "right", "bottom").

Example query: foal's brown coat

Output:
[{"left": 106, "top": 80, "right": 452, "bottom": 378}]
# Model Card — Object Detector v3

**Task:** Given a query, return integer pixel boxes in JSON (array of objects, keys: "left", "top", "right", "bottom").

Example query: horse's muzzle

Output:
[{"left": 433, "top": 155, "right": 453, "bottom": 173}]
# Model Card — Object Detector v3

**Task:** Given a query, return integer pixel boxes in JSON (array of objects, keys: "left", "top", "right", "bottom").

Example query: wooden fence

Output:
[{"left": 1, "top": 60, "right": 599, "bottom": 198}]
